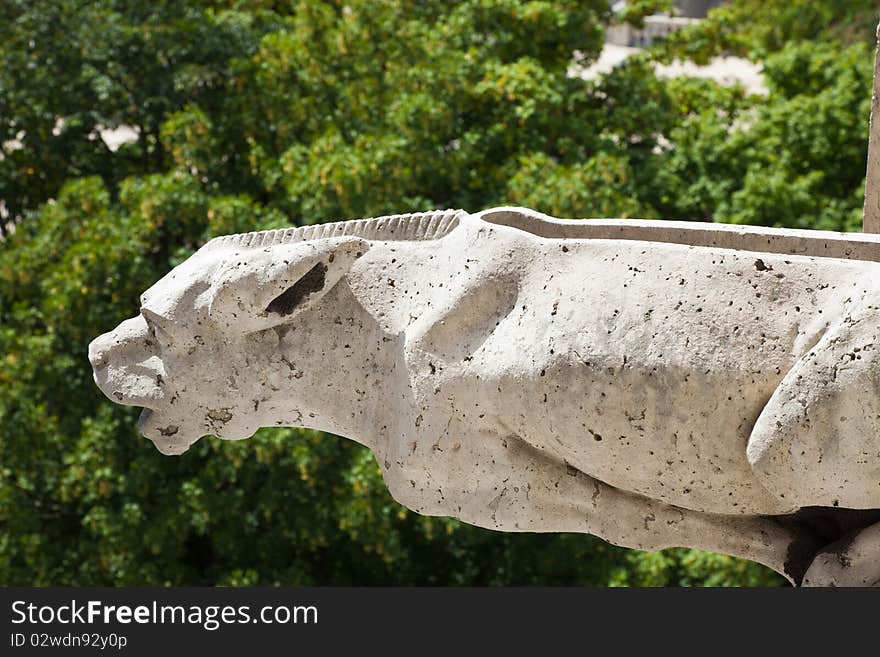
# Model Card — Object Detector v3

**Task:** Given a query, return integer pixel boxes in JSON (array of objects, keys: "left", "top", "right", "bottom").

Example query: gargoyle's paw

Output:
[{"left": 801, "top": 521, "right": 880, "bottom": 587}]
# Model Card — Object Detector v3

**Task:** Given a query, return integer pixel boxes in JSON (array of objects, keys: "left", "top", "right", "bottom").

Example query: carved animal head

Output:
[
  {"left": 88, "top": 210, "right": 464, "bottom": 454},
  {"left": 89, "top": 236, "right": 370, "bottom": 453}
]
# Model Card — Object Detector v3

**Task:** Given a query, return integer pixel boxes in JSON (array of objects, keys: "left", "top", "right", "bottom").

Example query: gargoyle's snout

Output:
[
  {"left": 89, "top": 315, "right": 165, "bottom": 409},
  {"left": 88, "top": 331, "right": 115, "bottom": 372}
]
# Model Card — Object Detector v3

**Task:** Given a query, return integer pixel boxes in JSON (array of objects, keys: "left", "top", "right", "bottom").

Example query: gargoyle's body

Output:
[{"left": 89, "top": 207, "right": 880, "bottom": 585}]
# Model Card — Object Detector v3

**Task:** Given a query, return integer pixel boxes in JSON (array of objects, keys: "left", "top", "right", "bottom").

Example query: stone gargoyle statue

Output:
[{"left": 89, "top": 206, "right": 880, "bottom": 586}]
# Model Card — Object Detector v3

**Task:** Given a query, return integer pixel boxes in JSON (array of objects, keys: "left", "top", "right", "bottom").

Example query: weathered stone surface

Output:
[{"left": 89, "top": 206, "right": 880, "bottom": 586}]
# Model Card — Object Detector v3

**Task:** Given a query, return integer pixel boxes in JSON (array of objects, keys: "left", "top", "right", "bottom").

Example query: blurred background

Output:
[{"left": 1, "top": 0, "right": 877, "bottom": 586}]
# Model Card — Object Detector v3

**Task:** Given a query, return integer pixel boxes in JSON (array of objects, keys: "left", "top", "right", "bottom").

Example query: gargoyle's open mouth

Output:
[{"left": 137, "top": 408, "right": 154, "bottom": 429}]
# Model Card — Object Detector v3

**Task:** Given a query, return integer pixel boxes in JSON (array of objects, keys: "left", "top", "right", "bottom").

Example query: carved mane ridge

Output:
[{"left": 203, "top": 209, "right": 465, "bottom": 251}]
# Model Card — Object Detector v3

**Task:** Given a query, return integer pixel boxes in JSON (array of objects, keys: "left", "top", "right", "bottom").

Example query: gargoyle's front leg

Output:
[
  {"left": 801, "top": 521, "right": 880, "bottom": 586},
  {"left": 747, "top": 301, "right": 880, "bottom": 510}
]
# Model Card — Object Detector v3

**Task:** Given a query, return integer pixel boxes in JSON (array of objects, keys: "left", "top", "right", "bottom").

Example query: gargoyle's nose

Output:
[
  {"left": 89, "top": 315, "right": 151, "bottom": 368},
  {"left": 88, "top": 333, "right": 113, "bottom": 370}
]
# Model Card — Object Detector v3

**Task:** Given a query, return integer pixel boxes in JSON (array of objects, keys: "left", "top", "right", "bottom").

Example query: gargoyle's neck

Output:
[{"left": 267, "top": 281, "right": 401, "bottom": 453}]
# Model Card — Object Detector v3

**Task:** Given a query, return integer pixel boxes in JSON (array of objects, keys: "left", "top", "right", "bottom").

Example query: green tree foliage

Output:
[
  {"left": 3, "top": 0, "right": 870, "bottom": 587},
  {"left": 0, "top": 0, "right": 272, "bottom": 232},
  {"left": 655, "top": 0, "right": 879, "bottom": 63},
  {"left": 650, "top": 41, "right": 872, "bottom": 230}
]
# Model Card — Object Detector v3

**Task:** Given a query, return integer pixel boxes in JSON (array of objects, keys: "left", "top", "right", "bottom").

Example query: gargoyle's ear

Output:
[{"left": 209, "top": 237, "right": 368, "bottom": 332}]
